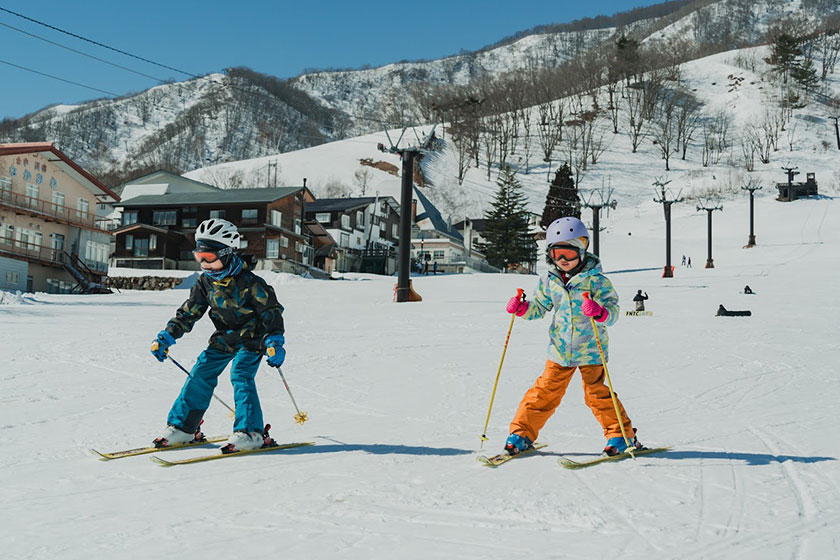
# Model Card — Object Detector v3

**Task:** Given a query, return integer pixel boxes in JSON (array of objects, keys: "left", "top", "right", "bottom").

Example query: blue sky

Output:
[{"left": 0, "top": 1, "right": 664, "bottom": 119}]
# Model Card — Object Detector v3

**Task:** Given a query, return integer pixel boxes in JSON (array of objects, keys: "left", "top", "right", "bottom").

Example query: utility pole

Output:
[
  {"left": 781, "top": 165, "right": 799, "bottom": 186},
  {"left": 579, "top": 180, "right": 617, "bottom": 257},
  {"left": 378, "top": 126, "right": 436, "bottom": 302},
  {"left": 830, "top": 115, "right": 840, "bottom": 150},
  {"left": 652, "top": 178, "right": 682, "bottom": 278},
  {"left": 741, "top": 178, "right": 762, "bottom": 248},
  {"left": 696, "top": 195, "right": 723, "bottom": 268}
]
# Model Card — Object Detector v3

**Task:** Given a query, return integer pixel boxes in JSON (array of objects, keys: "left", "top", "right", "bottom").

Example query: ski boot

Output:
[
  {"left": 153, "top": 422, "right": 205, "bottom": 448},
  {"left": 221, "top": 424, "right": 275, "bottom": 454},
  {"left": 504, "top": 433, "right": 533, "bottom": 456},
  {"left": 603, "top": 429, "right": 643, "bottom": 457}
]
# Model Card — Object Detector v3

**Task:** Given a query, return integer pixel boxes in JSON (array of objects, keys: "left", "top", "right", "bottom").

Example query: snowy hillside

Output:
[
  {"left": 2, "top": 188, "right": 839, "bottom": 558},
  {"left": 185, "top": 45, "right": 840, "bottom": 227}
]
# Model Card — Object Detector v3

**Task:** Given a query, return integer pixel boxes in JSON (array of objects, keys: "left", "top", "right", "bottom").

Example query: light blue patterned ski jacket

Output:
[{"left": 520, "top": 255, "right": 619, "bottom": 366}]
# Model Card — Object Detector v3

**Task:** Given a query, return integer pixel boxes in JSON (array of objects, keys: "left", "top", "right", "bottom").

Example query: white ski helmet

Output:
[
  {"left": 195, "top": 218, "right": 241, "bottom": 249},
  {"left": 546, "top": 216, "right": 589, "bottom": 251}
]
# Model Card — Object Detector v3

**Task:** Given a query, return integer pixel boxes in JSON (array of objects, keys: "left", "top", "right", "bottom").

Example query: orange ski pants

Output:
[{"left": 509, "top": 361, "right": 634, "bottom": 443}]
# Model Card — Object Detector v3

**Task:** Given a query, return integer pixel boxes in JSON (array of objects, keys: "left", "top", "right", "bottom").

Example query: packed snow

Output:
[{"left": 2, "top": 190, "right": 838, "bottom": 559}]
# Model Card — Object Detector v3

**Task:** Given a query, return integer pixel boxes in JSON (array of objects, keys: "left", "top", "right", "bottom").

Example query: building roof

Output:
[
  {"left": 114, "top": 170, "right": 220, "bottom": 197},
  {"left": 0, "top": 142, "right": 120, "bottom": 202},
  {"left": 118, "top": 186, "right": 311, "bottom": 208},
  {"left": 452, "top": 218, "right": 488, "bottom": 232},
  {"left": 305, "top": 197, "right": 378, "bottom": 214},
  {"left": 413, "top": 186, "right": 462, "bottom": 242}
]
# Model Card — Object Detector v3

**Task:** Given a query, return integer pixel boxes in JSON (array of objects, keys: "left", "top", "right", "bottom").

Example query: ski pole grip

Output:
[
  {"left": 516, "top": 288, "right": 525, "bottom": 301},
  {"left": 582, "top": 291, "right": 591, "bottom": 300}
]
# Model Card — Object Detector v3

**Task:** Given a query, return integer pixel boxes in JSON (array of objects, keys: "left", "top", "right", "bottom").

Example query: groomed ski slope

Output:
[{"left": 1, "top": 193, "right": 838, "bottom": 559}]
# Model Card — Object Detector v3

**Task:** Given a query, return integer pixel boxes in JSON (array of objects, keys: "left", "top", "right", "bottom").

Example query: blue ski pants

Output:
[{"left": 167, "top": 346, "right": 264, "bottom": 433}]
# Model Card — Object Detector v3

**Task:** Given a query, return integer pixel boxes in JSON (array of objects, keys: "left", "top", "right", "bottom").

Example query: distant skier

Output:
[
  {"left": 743, "top": 285, "right": 754, "bottom": 294},
  {"left": 687, "top": 256, "right": 692, "bottom": 268},
  {"left": 503, "top": 217, "right": 643, "bottom": 458},
  {"left": 633, "top": 290, "right": 649, "bottom": 312},
  {"left": 149, "top": 219, "right": 287, "bottom": 453},
  {"left": 681, "top": 255, "right": 686, "bottom": 266}
]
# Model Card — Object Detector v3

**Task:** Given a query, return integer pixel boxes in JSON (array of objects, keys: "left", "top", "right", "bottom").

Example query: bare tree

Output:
[
  {"left": 651, "top": 95, "right": 678, "bottom": 170},
  {"left": 353, "top": 167, "right": 372, "bottom": 195},
  {"left": 674, "top": 91, "right": 702, "bottom": 160},
  {"left": 624, "top": 84, "right": 648, "bottom": 153}
]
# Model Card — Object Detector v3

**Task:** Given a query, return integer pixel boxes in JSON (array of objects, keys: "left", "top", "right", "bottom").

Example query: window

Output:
[
  {"left": 239, "top": 238, "right": 248, "bottom": 249},
  {"left": 266, "top": 238, "right": 279, "bottom": 259},
  {"left": 153, "top": 210, "right": 176, "bottom": 226},
  {"left": 340, "top": 232, "right": 350, "bottom": 247},
  {"left": 0, "top": 176, "right": 11, "bottom": 193},
  {"left": 122, "top": 211, "right": 138, "bottom": 226},
  {"left": 270, "top": 210, "right": 282, "bottom": 227},
  {"left": 26, "top": 183, "right": 39, "bottom": 207},
  {"left": 0, "top": 223, "right": 12, "bottom": 244},
  {"left": 133, "top": 238, "right": 149, "bottom": 257},
  {"left": 85, "top": 240, "right": 109, "bottom": 264},
  {"left": 380, "top": 201, "right": 388, "bottom": 214},
  {"left": 392, "top": 224, "right": 399, "bottom": 239},
  {"left": 341, "top": 215, "right": 350, "bottom": 229},
  {"left": 242, "top": 209, "right": 258, "bottom": 223},
  {"left": 315, "top": 213, "right": 331, "bottom": 224},
  {"left": 77, "top": 198, "right": 90, "bottom": 218},
  {"left": 51, "top": 191, "right": 65, "bottom": 214},
  {"left": 149, "top": 234, "right": 157, "bottom": 251},
  {"left": 280, "top": 235, "right": 289, "bottom": 248},
  {"left": 294, "top": 218, "right": 301, "bottom": 234},
  {"left": 182, "top": 217, "right": 197, "bottom": 228},
  {"left": 210, "top": 210, "right": 226, "bottom": 219},
  {"left": 356, "top": 210, "right": 364, "bottom": 228},
  {"left": 295, "top": 241, "right": 303, "bottom": 253},
  {"left": 6, "top": 271, "right": 19, "bottom": 284},
  {"left": 433, "top": 250, "right": 445, "bottom": 259},
  {"left": 125, "top": 234, "right": 133, "bottom": 250}
]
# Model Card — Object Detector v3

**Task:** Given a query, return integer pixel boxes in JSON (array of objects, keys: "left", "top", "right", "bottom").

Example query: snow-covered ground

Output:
[{"left": 2, "top": 192, "right": 838, "bottom": 559}]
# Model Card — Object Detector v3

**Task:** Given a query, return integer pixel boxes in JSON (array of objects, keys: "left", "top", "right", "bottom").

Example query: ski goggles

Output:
[
  {"left": 192, "top": 247, "right": 232, "bottom": 263},
  {"left": 548, "top": 245, "right": 581, "bottom": 261}
]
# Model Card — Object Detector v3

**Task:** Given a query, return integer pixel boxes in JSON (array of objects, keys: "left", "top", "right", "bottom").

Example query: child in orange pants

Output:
[{"left": 503, "top": 217, "right": 642, "bottom": 457}]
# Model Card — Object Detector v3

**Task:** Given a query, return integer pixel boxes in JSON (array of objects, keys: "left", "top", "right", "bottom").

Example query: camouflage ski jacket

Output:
[
  {"left": 520, "top": 255, "right": 619, "bottom": 366},
  {"left": 165, "top": 269, "right": 284, "bottom": 354}
]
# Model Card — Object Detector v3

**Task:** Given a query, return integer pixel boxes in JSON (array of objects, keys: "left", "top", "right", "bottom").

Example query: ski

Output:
[
  {"left": 477, "top": 443, "right": 547, "bottom": 467},
  {"left": 558, "top": 446, "right": 671, "bottom": 469},
  {"left": 624, "top": 310, "right": 653, "bottom": 317},
  {"left": 150, "top": 441, "right": 315, "bottom": 467},
  {"left": 91, "top": 436, "right": 229, "bottom": 460}
]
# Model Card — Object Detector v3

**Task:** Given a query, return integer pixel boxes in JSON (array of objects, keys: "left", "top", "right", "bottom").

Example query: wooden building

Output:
[{"left": 112, "top": 186, "right": 315, "bottom": 271}]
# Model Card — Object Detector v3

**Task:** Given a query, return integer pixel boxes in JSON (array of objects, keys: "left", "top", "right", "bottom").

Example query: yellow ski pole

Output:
[
  {"left": 480, "top": 288, "right": 525, "bottom": 448},
  {"left": 582, "top": 291, "right": 634, "bottom": 457}
]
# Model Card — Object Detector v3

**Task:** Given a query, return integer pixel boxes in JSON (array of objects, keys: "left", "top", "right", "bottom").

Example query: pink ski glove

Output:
[
  {"left": 581, "top": 293, "right": 608, "bottom": 322},
  {"left": 505, "top": 289, "right": 528, "bottom": 316}
]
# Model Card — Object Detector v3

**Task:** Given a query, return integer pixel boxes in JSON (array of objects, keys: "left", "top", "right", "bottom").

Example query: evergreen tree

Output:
[
  {"left": 791, "top": 56, "right": 819, "bottom": 90},
  {"left": 483, "top": 166, "right": 537, "bottom": 271},
  {"left": 769, "top": 32, "right": 803, "bottom": 84},
  {"left": 540, "top": 162, "right": 580, "bottom": 230}
]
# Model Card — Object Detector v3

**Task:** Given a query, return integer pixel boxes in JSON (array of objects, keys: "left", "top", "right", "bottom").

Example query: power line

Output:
[
  {"left": 0, "top": 21, "right": 169, "bottom": 83},
  {"left": 0, "top": 57, "right": 120, "bottom": 96},
  {"left": 0, "top": 6, "right": 196, "bottom": 78}
]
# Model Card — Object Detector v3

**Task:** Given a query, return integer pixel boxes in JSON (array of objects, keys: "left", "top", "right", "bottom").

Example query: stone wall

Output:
[{"left": 105, "top": 276, "right": 185, "bottom": 291}]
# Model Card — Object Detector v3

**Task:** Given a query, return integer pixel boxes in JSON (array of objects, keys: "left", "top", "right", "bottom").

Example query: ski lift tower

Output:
[
  {"left": 378, "top": 126, "right": 437, "bottom": 302},
  {"left": 741, "top": 178, "right": 762, "bottom": 247},
  {"left": 652, "top": 178, "right": 683, "bottom": 278},
  {"left": 696, "top": 193, "right": 724, "bottom": 268},
  {"left": 580, "top": 179, "right": 617, "bottom": 256}
]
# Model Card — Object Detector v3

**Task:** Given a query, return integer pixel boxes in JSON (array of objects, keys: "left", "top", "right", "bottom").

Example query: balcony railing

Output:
[
  {"left": 0, "top": 187, "right": 111, "bottom": 232},
  {"left": 0, "top": 234, "right": 65, "bottom": 267}
]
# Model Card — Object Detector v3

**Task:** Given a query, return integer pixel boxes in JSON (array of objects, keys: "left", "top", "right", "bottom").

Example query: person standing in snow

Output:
[
  {"left": 503, "top": 217, "right": 643, "bottom": 457},
  {"left": 149, "top": 219, "right": 286, "bottom": 453},
  {"left": 633, "top": 289, "right": 649, "bottom": 312}
]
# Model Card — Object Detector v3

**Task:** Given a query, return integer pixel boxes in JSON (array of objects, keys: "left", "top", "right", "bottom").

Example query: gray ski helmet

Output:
[
  {"left": 545, "top": 217, "right": 589, "bottom": 251},
  {"left": 195, "top": 218, "right": 241, "bottom": 249}
]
